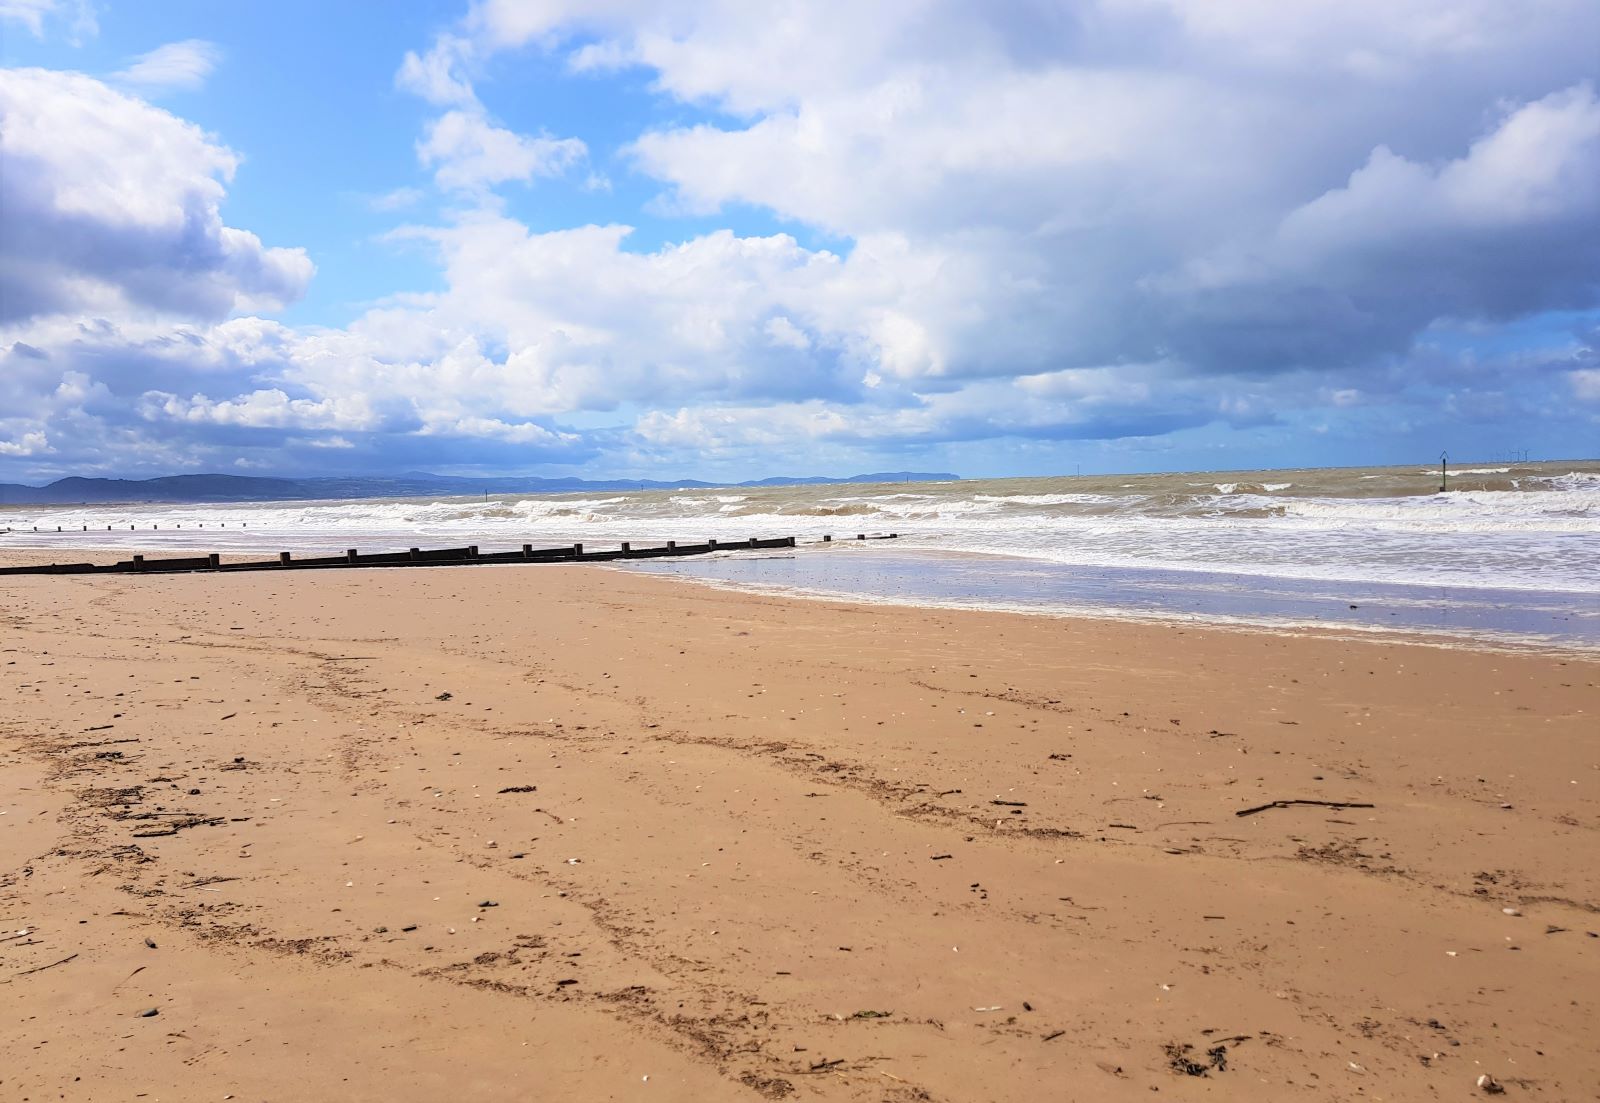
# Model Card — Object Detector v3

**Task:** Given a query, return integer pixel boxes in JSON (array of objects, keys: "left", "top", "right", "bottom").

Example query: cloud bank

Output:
[{"left": 1, "top": 1, "right": 1597, "bottom": 478}]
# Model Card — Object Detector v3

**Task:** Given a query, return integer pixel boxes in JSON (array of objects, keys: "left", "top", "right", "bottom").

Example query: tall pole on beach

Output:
[{"left": 1439, "top": 451, "right": 1448, "bottom": 493}]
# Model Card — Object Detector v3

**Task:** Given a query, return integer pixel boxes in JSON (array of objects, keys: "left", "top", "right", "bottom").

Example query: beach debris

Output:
[
  {"left": 1235, "top": 799, "right": 1375, "bottom": 817},
  {"left": 973, "top": 1005, "right": 1003, "bottom": 1012},
  {"left": 435, "top": 692, "right": 453, "bottom": 701},
  {"left": 138, "top": 1008, "right": 159, "bottom": 1018},
  {"left": 1043, "top": 1030, "right": 1065, "bottom": 1042},
  {"left": 1164, "top": 1042, "right": 1227, "bottom": 1076},
  {"left": 556, "top": 978, "right": 578, "bottom": 987},
  {"left": 1501, "top": 907, "right": 1521, "bottom": 917},
  {"left": 990, "top": 799, "right": 1027, "bottom": 807},
  {"left": 478, "top": 900, "right": 499, "bottom": 908},
  {"left": 144, "top": 937, "right": 157, "bottom": 949},
  {"left": 1477, "top": 1073, "right": 1506, "bottom": 1094},
  {"left": 220, "top": 713, "right": 236, "bottom": 721},
  {"left": 849, "top": 1009, "right": 892, "bottom": 1019},
  {"left": 401, "top": 925, "right": 417, "bottom": 932},
  {"left": 929, "top": 853, "right": 953, "bottom": 861},
  {"left": 15, "top": 953, "right": 78, "bottom": 977}
]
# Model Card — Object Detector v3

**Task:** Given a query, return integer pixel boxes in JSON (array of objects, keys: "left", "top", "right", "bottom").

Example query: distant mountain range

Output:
[{"left": 0, "top": 471, "right": 959, "bottom": 505}]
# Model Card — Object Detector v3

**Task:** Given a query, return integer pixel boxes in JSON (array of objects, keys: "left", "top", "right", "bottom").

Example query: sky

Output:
[{"left": 0, "top": 0, "right": 1597, "bottom": 483}]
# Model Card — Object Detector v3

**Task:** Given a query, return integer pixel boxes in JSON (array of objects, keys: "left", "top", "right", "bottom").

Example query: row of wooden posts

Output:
[{"left": 0, "top": 533, "right": 899, "bottom": 577}]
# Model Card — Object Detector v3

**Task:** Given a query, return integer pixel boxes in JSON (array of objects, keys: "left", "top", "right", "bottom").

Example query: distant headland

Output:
[{"left": 0, "top": 471, "right": 960, "bottom": 506}]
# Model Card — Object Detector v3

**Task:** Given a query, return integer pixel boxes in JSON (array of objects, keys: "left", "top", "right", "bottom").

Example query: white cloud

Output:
[
  {"left": 368, "top": 186, "right": 425, "bottom": 211},
  {"left": 0, "top": 68, "right": 313, "bottom": 324},
  {"left": 113, "top": 39, "right": 221, "bottom": 91},
  {"left": 396, "top": 33, "right": 478, "bottom": 106},
  {"left": 0, "top": 429, "right": 52, "bottom": 456},
  {"left": 140, "top": 389, "right": 380, "bottom": 431},
  {"left": 0, "top": 0, "right": 94, "bottom": 42},
  {"left": 764, "top": 315, "right": 810, "bottom": 350},
  {"left": 417, "top": 109, "right": 586, "bottom": 191}
]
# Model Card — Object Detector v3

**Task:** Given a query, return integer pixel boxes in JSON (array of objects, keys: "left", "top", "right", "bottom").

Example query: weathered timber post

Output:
[
  {"left": 572, "top": 543, "right": 583, "bottom": 557},
  {"left": 667, "top": 540, "right": 676, "bottom": 551},
  {"left": 279, "top": 552, "right": 291, "bottom": 565},
  {"left": 208, "top": 554, "right": 220, "bottom": 569},
  {"left": 521, "top": 544, "right": 532, "bottom": 558},
  {"left": 708, "top": 538, "right": 719, "bottom": 550},
  {"left": 410, "top": 547, "right": 421, "bottom": 561},
  {"left": 346, "top": 548, "right": 358, "bottom": 563},
  {"left": 133, "top": 555, "right": 145, "bottom": 571},
  {"left": 621, "top": 542, "right": 631, "bottom": 555},
  {"left": 468, "top": 546, "right": 479, "bottom": 560},
  {"left": 823, "top": 534, "right": 831, "bottom": 541}
]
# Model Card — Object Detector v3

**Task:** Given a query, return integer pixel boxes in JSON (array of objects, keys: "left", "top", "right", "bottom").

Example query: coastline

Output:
[{"left": 2, "top": 562, "right": 1597, "bottom": 1100}]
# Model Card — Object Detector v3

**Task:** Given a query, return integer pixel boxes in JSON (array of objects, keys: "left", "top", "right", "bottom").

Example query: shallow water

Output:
[{"left": 621, "top": 545, "right": 1600, "bottom": 652}]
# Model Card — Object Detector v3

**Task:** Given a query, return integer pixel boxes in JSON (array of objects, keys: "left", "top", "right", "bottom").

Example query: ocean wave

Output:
[{"left": 971, "top": 492, "right": 1126, "bottom": 506}]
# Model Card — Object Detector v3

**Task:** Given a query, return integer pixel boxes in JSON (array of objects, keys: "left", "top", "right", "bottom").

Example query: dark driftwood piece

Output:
[
  {"left": 14, "top": 953, "right": 78, "bottom": 977},
  {"left": 1235, "top": 799, "right": 1375, "bottom": 818}
]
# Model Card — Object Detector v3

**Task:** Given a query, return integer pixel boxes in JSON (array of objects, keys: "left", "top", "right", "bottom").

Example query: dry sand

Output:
[{"left": 1, "top": 561, "right": 1596, "bottom": 1101}]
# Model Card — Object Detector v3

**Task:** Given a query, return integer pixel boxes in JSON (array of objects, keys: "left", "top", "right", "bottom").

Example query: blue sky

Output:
[{"left": 1, "top": 0, "right": 1596, "bottom": 482}]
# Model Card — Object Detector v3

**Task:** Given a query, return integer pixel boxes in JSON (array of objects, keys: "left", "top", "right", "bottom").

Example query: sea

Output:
[{"left": 5, "top": 461, "right": 1599, "bottom": 651}]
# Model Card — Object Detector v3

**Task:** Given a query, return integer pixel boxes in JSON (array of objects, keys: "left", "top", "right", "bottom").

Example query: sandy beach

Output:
[{"left": 2, "top": 561, "right": 1596, "bottom": 1101}]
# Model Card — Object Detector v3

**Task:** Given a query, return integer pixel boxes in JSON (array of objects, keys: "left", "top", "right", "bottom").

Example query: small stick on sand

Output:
[
  {"left": 14, "top": 952, "right": 78, "bottom": 977},
  {"left": 1235, "top": 799, "right": 1375, "bottom": 818}
]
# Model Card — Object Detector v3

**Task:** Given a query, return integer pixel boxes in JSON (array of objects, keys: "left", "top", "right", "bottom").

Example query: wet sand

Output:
[{"left": 1, "top": 562, "right": 1596, "bottom": 1101}]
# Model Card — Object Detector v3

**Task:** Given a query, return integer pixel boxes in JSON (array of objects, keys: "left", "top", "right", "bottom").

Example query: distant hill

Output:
[{"left": 0, "top": 470, "right": 959, "bottom": 505}]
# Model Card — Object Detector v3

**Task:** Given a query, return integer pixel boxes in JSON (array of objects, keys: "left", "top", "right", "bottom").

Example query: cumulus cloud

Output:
[
  {"left": 0, "top": 429, "right": 52, "bottom": 456},
  {"left": 139, "top": 389, "right": 380, "bottom": 431},
  {"left": 396, "top": 33, "right": 478, "bottom": 106},
  {"left": 417, "top": 109, "right": 586, "bottom": 191},
  {"left": 0, "top": 68, "right": 313, "bottom": 325},
  {"left": 4, "top": 2, "right": 1600, "bottom": 479},
  {"left": 112, "top": 39, "right": 221, "bottom": 91}
]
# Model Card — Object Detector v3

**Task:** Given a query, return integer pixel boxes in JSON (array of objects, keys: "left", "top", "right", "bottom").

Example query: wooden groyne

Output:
[{"left": 0, "top": 534, "right": 900, "bottom": 577}]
